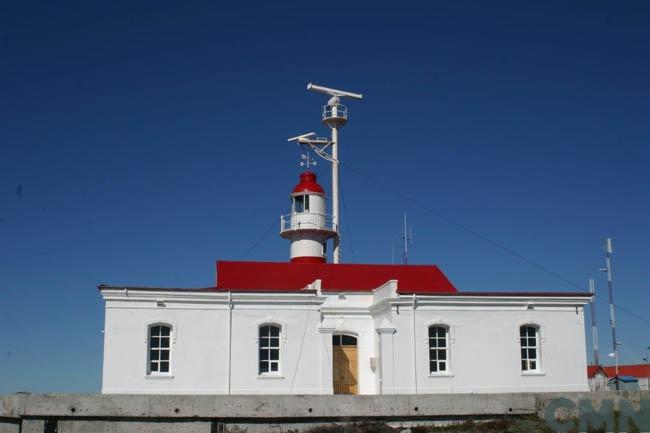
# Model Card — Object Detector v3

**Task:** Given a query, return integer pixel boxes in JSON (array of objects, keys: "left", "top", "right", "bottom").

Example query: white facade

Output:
[{"left": 101, "top": 280, "right": 590, "bottom": 394}]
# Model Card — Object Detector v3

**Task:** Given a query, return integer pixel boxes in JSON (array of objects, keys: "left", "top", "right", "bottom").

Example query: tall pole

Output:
[
  {"left": 331, "top": 126, "right": 340, "bottom": 263},
  {"left": 305, "top": 83, "right": 363, "bottom": 264},
  {"left": 645, "top": 347, "right": 650, "bottom": 391},
  {"left": 589, "top": 278, "right": 600, "bottom": 365},
  {"left": 403, "top": 213, "right": 408, "bottom": 264},
  {"left": 602, "top": 237, "right": 619, "bottom": 389}
]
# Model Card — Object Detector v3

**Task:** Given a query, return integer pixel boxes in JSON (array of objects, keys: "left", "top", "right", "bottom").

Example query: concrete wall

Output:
[
  {"left": 101, "top": 287, "right": 590, "bottom": 395},
  {"left": 1, "top": 392, "right": 649, "bottom": 433}
]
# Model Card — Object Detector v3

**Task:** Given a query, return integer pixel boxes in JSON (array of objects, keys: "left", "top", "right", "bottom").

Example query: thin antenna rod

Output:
[
  {"left": 403, "top": 214, "right": 407, "bottom": 264},
  {"left": 402, "top": 213, "right": 412, "bottom": 264},
  {"left": 589, "top": 278, "right": 600, "bottom": 365}
]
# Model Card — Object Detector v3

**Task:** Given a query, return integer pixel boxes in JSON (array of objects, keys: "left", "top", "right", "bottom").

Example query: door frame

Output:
[{"left": 332, "top": 332, "right": 359, "bottom": 395}]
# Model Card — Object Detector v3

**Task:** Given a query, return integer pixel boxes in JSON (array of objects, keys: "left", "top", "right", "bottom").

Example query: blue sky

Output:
[{"left": 1, "top": 1, "right": 648, "bottom": 393}]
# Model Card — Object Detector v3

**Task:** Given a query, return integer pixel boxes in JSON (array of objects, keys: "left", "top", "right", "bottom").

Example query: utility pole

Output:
[
  {"left": 645, "top": 346, "right": 650, "bottom": 391},
  {"left": 600, "top": 237, "right": 620, "bottom": 390},
  {"left": 589, "top": 278, "right": 600, "bottom": 365}
]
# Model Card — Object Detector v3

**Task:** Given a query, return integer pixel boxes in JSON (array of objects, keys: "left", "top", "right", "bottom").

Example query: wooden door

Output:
[{"left": 333, "top": 335, "right": 358, "bottom": 394}]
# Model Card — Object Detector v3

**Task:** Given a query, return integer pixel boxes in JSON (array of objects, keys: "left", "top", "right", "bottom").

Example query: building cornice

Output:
[
  {"left": 319, "top": 306, "right": 371, "bottom": 316},
  {"left": 391, "top": 293, "right": 591, "bottom": 307},
  {"left": 100, "top": 287, "right": 590, "bottom": 310},
  {"left": 100, "top": 288, "right": 325, "bottom": 305}
]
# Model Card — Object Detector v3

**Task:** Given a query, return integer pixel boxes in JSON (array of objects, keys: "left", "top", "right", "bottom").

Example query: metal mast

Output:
[
  {"left": 589, "top": 278, "right": 600, "bottom": 365},
  {"left": 600, "top": 237, "right": 619, "bottom": 384},
  {"left": 289, "top": 83, "right": 363, "bottom": 264}
]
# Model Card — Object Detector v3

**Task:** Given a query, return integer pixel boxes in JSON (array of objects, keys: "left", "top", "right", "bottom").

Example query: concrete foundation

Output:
[
  {"left": 1, "top": 392, "right": 648, "bottom": 432},
  {"left": 0, "top": 418, "right": 20, "bottom": 433}
]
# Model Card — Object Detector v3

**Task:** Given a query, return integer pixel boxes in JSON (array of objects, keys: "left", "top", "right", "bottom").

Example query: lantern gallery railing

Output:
[
  {"left": 322, "top": 104, "right": 347, "bottom": 122},
  {"left": 280, "top": 212, "right": 336, "bottom": 233}
]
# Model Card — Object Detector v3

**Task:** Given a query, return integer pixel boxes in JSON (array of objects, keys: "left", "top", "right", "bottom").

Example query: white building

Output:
[
  {"left": 587, "top": 364, "right": 650, "bottom": 391},
  {"left": 100, "top": 171, "right": 591, "bottom": 395}
]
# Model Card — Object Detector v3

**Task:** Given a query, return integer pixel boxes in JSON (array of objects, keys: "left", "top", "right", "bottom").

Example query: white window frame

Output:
[
  {"left": 258, "top": 323, "right": 282, "bottom": 376},
  {"left": 428, "top": 324, "right": 450, "bottom": 375},
  {"left": 520, "top": 324, "right": 540, "bottom": 373},
  {"left": 147, "top": 323, "right": 173, "bottom": 376},
  {"left": 294, "top": 195, "right": 310, "bottom": 213}
]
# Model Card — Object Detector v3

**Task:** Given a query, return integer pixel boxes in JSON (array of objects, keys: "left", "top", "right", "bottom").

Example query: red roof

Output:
[
  {"left": 292, "top": 171, "right": 325, "bottom": 194},
  {"left": 587, "top": 365, "right": 605, "bottom": 378},
  {"left": 215, "top": 261, "right": 457, "bottom": 293},
  {"left": 588, "top": 364, "right": 650, "bottom": 378}
]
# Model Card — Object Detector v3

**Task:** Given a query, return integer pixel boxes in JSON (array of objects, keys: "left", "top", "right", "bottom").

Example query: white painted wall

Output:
[
  {"left": 384, "top": 299, "right": 589, "bottom": 394},
  {"left": 289, "top": 234, "right": 326, "bottom": 261},
  {"left": 285, "top": 192, "right": 331, "bottom": 260},
  {"left": 228, "top": 301, "right": 325, "bottom": 394},
  {"left": 102, "top": 292, "right": 231, "bottom": 394},
  {"left": 101, "top": 285, "right": 590, "bottom": 395}
]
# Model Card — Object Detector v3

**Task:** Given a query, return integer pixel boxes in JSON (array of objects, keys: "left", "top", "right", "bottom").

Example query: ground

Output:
[{"left": 297, "top": 416, "right": 621, "bottom": 433}]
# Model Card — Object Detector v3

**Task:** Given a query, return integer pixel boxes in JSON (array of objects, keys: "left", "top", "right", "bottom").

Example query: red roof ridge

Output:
[{"left": 216, "top": 260, "right": 442, "bottom": 268}]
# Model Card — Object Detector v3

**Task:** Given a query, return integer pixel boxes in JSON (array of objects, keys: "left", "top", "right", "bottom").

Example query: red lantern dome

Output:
[{"left": 292, "top": 171, "right": 325, "bottom": 195}]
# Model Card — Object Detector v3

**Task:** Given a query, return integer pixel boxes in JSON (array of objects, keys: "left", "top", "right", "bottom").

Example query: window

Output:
[
  {"left": 148, "top": 324, "right": 171, "bottom": 374},
  {"left": 294, "top": 195, "right": 309, "bottom": 213},
  {"left": 520, "top": 325, "right": 539, "bottom": 371},
  {"left": 333, "top": 334, "right": 357, "bottom": 346},
  {"left": 259, "top": 324, "right": 280, "bottom": 375},
  {"left": 428, "top": 325, "right": 448, "bottom": 373}
]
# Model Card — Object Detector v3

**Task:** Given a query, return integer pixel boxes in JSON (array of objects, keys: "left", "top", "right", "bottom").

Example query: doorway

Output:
[{"left": 332, "top": 334, "right": 358, "bottom": 395}]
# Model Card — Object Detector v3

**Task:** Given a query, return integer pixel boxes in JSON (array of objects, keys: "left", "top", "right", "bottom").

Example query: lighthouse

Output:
[
  {"left": 99, "top": 83, "right": 593, "bottom": 398},
  {"left": 288, "top": 83, "right": 364, "bottom": 263},
  {"left": 280, "top": 171, "right": 336, "bottom": 263}
]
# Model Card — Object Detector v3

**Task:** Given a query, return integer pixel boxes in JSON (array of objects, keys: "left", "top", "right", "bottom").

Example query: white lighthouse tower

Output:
[{"left": 280, "top": 170, "right": 336, "bottom": 263}]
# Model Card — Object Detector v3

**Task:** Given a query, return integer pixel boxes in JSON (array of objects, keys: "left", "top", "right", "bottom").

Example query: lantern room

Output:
[{"left": 280, "top": 171, "right": 336, "bottom": 263}]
